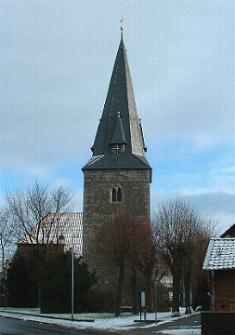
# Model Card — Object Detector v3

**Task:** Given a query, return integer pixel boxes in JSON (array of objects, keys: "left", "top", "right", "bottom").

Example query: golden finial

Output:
[{"left": 120, "top": 17, "right": 124, "bottom": 33}]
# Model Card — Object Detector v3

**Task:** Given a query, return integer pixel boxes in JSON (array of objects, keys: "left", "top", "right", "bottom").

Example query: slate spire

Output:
[
  {"left": 83, "top": 33, "right": 151, "bottom": 170},
  {"left": 110, "top": 112, "right": 126, "bottom": 145}
]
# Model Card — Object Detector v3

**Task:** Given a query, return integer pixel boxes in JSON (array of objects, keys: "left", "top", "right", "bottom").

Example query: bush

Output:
[
  {"left": 86, "top": 287, "right": 115, "bottom": 312},
  {"left": 6, "top": 245, "right": 96, "bottom": 312},
  {"left": 40, "top": 251, "right": 70, "bottom": 313},
  {"left": 193, "top": 272, "right": 210, "bottom": 311},
  {"left": 40, "top": 251, "right": 96, "bottom": 313},
  {"left": 6, "top": 251, "right": 38, "bottom": 307},
  {"left": 155, "top": 283, "right": 171, "bottom": 312}
]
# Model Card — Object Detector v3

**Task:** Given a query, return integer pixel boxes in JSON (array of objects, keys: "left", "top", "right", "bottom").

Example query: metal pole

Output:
[
  {"left": 71, "top": 237, "right": 74, "bottom": 320},
  {"left": 154, "top": 281, "right": 157, "bottom": 323},
  {"left": 154, "top": 268, "right": 157, "bottom": 323}
]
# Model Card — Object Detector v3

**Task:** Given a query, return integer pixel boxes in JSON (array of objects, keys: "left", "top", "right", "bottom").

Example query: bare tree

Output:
[
  {"left": 5, "top": 181, "right": 72, "bottom": 308},
  {"left": 153, "top": 199, "right": 212, "bottom": 315},
  {"left": 7, "top": 181, "right": 72, "bottom": 245},
  {"left": 130, "top": 221, "right": 157, "bottom": 312},
  {"left": 94, "top": 214, "right": 131, "bottom": 316},
  {"left": 94, "top": 214, "right": 157, "bottom": 316},
  {"left": 0, "top": 208, "right": 16, "bottom": 271},
  {"left": 0, "top": 208, "right": 16, "bottom": 306}
]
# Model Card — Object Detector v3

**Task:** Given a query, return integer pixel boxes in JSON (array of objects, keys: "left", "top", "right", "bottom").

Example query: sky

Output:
[{"left": 0, "top": 0, "right": 234, "bottom": 234}]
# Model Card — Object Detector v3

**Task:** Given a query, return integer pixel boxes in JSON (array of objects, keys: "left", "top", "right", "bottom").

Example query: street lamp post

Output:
[
  {"left": 154, "top": 267, "right": 158, "bottom": 323},
  {"left": 59, "top": 233, "right": 75, "bottom": 320},
  {"left": 71, "top": 236, "right": 74, "bottom": 320}
]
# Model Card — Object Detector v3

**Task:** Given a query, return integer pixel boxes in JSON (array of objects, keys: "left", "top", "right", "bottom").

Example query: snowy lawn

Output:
[
  {"left": 0, "top": 308, "right": 201, "bottom": 333},
  {"left": 159, "top": 328, "right": 201, "bottom": 335}
]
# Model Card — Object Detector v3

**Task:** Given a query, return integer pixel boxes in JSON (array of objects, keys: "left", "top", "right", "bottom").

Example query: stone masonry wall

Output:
[{"left": 82, "top": 169, "right": 151, "bottom": 277}]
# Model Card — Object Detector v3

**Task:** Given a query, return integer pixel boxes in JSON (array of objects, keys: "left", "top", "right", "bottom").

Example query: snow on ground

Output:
[
  {"left": 0, "top": 310, "right": 151, "bottom": 331},
  {"left": 159, "top": 328, "right": 201, "bottom": 335},
  {"left": 0, "top": 308, "right": 200, "bottom": 333}
]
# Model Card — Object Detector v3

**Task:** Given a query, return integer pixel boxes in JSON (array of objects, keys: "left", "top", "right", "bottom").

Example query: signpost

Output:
[{"left": 140, "top": 291, "right": 146, "bottom": 321}]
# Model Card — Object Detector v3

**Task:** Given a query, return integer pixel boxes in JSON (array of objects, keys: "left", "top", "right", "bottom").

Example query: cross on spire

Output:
[{"left": 120, "top": 17, "right": 124, "bottom": 38}]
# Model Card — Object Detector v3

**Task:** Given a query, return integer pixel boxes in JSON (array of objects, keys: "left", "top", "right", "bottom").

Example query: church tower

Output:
[{"left": 82, "top": 31, "right": 152, "bottom": 266}]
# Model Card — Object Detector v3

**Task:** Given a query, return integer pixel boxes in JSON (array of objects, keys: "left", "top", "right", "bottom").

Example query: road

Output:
[
  {"left": 120, "top": 313, "right": 201, "bottom": 335},
  {"left": 0, "top": 313, "right": 201, "bottom": 335},
  {"left": 0, "top": 316, "right": 105, "bottom": 335}
]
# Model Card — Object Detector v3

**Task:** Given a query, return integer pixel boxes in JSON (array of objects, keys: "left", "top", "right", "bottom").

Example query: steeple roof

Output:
[{"left": 83, "top": 35, "right": 151, "bottom": 171}]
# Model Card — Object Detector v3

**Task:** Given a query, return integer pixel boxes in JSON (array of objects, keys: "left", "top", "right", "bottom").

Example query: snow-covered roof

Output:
[
  {"left": 203, "top": 238, "right": 235, "bottom": 270},
  {"left": 18, "top": 213, "right": 83, "bottom": 255}
]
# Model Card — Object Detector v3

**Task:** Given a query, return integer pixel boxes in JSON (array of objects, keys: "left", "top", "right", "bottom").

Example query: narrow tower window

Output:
[
  {"left": 117, "top": 187, "right": 122, "bottom": 202},
  {"left": 111, "top": 185, "right": 123, "bottom": 203}
]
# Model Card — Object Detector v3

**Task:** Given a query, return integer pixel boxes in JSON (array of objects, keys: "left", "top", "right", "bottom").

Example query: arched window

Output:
[
  {"left": 111, "top": 185, "right": 123, "bottom": 203},
  {"left": 117, "top": 187, "right": 122, "bottom": 202}
]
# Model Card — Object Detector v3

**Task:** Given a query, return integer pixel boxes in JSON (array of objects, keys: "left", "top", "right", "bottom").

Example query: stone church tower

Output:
[{"left": 82, "top": 32, "right": 152, "bottom": 269}]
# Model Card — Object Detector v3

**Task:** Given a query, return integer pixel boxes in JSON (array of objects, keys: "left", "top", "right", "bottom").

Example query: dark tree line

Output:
[
  {"left": 1, "top": 182, "right": 96, "bottom": 311},
  {"left": 1, "top": 182, "right": 212, "bottom": 315},
  {"left": 6, "top": 245, "right": 96, "bottom": 312},
  {"left": 152, "top": 199, "right": 212, "bottom": 314},
  {"left": 94, "top": 199, "right": 213, "bottom": 316}
]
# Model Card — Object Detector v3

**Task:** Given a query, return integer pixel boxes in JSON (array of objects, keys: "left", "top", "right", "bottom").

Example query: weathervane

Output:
[{"left": 120, "top": 17, "right": 124, "bottom": 34}]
